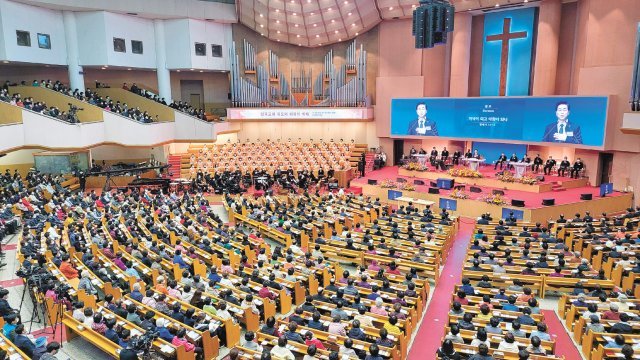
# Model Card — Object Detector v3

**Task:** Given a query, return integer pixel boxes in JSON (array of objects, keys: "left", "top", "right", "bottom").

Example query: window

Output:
[
  {"left": 16, "top": 31, "right": 31, "bottom": 47},
  {"left": 113, "top": 38, "right": 126, "bottom": 53},
  {"left": 211, "top": 44, "right": 222, "bottom": 58},
  {"left": 37, "top": 33, "right": 51, "bottom": 49},
  {"left": 195, "top": 42, "right": 206, "bottom": 56},
  {"left": 131, "top": 40, "right": 143, "bottom": 54}
]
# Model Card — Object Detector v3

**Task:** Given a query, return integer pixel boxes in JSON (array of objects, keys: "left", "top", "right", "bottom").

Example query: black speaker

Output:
[
  {"left": 536, "top": 175, "right": 545, "bottom": 182},
  {"left": 428, "top": 187, "right": 440, "bottom": 194},
  {"left": 542, "top": 198, "right": 555, "bottom": 206},
  {"left": 430, "top": 181, "right": 438, "bottom": 187},
  {"left": 580, "top": 193, "right": 593, "bottom": 200},
  {"left": 397, "top": 178, "right": 407, "bottom": 183},
  {"left": 454, "top": 185, "right": 465, "bottom": 190},
  {"left": 367, "top": 179, "right": 377, "bottom": 185},
  {"left": 492, "top": 189, "right": 505, "bottom": 196},
  {"left": 470, "top": 186, "right": 482, "bottom": 193},
  {"left": 413, "top": 180, "right": 425, "bottom": 185},
  {"left": 511, "top": 199, "right": 525, "bottom": 207}
]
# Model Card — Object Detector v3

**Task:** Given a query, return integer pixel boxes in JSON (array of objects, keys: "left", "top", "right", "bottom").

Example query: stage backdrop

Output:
[{"left": 390, "top": 96, "right": 609, "bottom": 148}]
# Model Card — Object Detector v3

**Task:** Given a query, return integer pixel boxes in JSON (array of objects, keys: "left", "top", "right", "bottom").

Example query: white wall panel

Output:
[
  {"left": 75, "top": 12, "right": 108, "bottom": 66},
  {"left": 104, "top": 12, "right": 157, "bottom": 69},
  {"left": 0, "top": 1, "right": 67, "bottom": 65}
]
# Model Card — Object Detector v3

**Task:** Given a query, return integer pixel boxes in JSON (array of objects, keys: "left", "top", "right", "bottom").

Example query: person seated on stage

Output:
[
  {"left": 494, "top": 153, "right": 507, "bottom": 170},
  {"left": 508, "top": 153, "right": 518, "bottom": 170},
  {"left": 543, "top": 156, "right": 556, "bottom": 175},
  {"left": 533, "top": 154, "right": 543, "bottom": 172},
  {"left": 440, "top": 146, "right": 449, "bottom": 162},
  {"left": 558, "top": 156, "right": 571, "bottom": 177},
  {"left": 472, "top": 150, "right": 481, "bottom": 159},
  {"left": 452, "top": 149, "right": 461, "bottom": 165},
  {"left": 571, "top": 158, "right": 584, "bottom": 179},
  {"left": 419, "top": 148, "right": 427, "bottom": 155},
  {"left": 429, "top": 147, "right": 438, "bottom": 166},
  {"left": 520, "top": 154, "right": 531, "bottom": 164},
  {"left": 464, "top": 149, "right": 473, "bottom": 159}
]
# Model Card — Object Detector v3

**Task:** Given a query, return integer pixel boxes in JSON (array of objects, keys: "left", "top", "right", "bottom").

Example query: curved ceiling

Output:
[{"left": 237, "top": 0, "right": 537, "bottom": 47}]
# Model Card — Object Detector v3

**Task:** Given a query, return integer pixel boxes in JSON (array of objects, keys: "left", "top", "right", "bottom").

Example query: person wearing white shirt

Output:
[
  {"left": 497, "top": 333, "right": 521, "bottom": 353},
  {"left": 270, "top": 337, "right": 295, "bottom": 360}
]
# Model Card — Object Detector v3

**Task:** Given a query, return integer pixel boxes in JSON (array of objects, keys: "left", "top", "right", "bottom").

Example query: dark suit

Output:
[
  {"left": 543, "top": 159, "right": 556, "bottom": 175},
  {"left": 542, "top": 121, "right": 583, "bottom": 144},
  {"left": 570, "top": 161, "right": 584, "bottom": 179},
  {"left": 533, "top": 156, "right": 543, "bottom": 172},
  {"left": 558, "top": 160, "right": 571, "bottom": 177},
  {"left": 494, "top": 155, "right": 507, "bottom": 170},
  {"left": 407, "top": 118, "right": 438, "bottom": 136}
]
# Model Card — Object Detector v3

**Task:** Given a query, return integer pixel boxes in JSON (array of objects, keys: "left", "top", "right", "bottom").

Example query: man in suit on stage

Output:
[
  {"left": 407, "top": 102, "right": 439, "bottom": 136},
  {"left": 558, "top": 156, "right": 571, "bottom": 177},
  {"left": 543, "top": 156, "right": 556, "bottom": 175},
  {"left": 508, "top": 153, "right": 518, "bottom": 170},
  {"left": 570, "top": 158, "right": 584, "bottom": 179},
  {"left": 494, "top": 153, "right": 507, "bottom": 170},
  {"left": 533, "top": 154, "right": 543, "bottom": 173},
  {"left": 452, "top": 149, "right": 461, "bottom": 165},
  {"left": 542, "top": 102, "right": 583, "bottom": 144}
]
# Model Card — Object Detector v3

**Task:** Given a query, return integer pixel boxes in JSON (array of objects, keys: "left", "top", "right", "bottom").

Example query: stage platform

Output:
[
  {"left": 352, "top": 167, "right": 633, "bottom": 223},
  {"left": 398, "top": 167, "right": 588, "bottom": 193}
]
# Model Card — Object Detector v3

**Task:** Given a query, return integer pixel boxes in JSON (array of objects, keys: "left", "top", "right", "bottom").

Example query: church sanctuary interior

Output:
[{"left": 2, "top": 0, "right": 640, "bottom": 359}]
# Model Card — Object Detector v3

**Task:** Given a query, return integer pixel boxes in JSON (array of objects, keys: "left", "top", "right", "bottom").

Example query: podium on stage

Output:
[
  {"left": 414, "top": 154, "right": 429, "bottom": 167},
  {"left": 462, "top": 158, "right": 485, "bottom": 171},
  {"left": 507, "top": 162, "right": 531, "bottom": 178}
]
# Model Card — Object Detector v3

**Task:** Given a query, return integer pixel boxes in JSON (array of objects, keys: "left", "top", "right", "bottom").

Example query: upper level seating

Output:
[{"left": 122, "top": 83, "right": 210, "bottom": 121}]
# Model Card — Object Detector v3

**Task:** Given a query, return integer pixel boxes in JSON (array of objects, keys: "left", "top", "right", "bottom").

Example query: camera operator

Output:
[
  {"left": 119, "top": 346, "right": 139, "bottom": 360},
  {"left": 67, "top": 103, "right": 83, "bottom": 124}
]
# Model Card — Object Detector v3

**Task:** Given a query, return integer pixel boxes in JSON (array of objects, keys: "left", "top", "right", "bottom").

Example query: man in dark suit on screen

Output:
[
  {"left": 542, "top": 102, "right": 583, "bottom": 144},
  {"left": 407, "top": 102, "right": 438, "bottom": 136}
]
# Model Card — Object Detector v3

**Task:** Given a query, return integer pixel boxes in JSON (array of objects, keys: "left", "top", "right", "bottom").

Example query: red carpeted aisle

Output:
[
  {"left": 407, "top": 219, "right": 583, "bottom": 359},
  {"left": 408, "top": 218, "right": 475, "bottom": 359},
  {"left": 541, "top": 309, "right": 582, "bottom": 359}
]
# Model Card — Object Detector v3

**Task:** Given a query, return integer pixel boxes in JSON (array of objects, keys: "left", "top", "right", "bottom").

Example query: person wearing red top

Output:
[
  {"left": 172, "top": 329, "right": 200, "bottom": 354},
  {"left": 387, "top": 262, "right": 401, "bottom": 275},
  {"left": 59, "top": 254, "right": 78, "bottom": 279},
  {"left": 602, "top": 303, "right": 621, "bottom": 320},
  {"left": 454, "top": 291, "right": 469, "bottom": 306},
  {"left": 258, "top": 280, "right": 277, "bottom": 300},
  {"left": 304, "top": 332, "right": 326, "bottom": 350}
]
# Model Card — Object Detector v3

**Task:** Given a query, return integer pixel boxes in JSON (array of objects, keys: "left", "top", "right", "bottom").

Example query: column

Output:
[
  {"left": 62, "top": 11, "right": 85, "bottom": 93},
  {"left": 532, "top": 0, "right": 562, "bottom": 95},
  {"left": 448, "top": 12, "right": 473, "bottom": 97},
  {"left": 154, "top": 19, "right": 172, "bottom": 102}
]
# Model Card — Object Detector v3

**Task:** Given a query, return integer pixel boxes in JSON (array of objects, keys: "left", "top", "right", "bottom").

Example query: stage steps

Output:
[{"left": 167, "top": 155, "right": 183, "bottom": 180}]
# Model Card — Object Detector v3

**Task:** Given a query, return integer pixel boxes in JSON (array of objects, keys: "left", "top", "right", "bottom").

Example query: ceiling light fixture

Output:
[
  {"left": 295, "top": 24, "right": 299, "bottom": 27},
  {"left": 260, "top": 24, "right": 264, "bottom": 27},
  {"left": 348, "top": 12, "right": 352, "bottom": 16},
  {"left": 260, "top": 13, "right": 263, "bottom": 17},
  {"left": 495, "top": 3, "right": 500, "bottom": 7},
  {"left": 293, "top": 12, "right": 296, "bottom": 15},
  {"left": 335, "top": 30, "right": 338, "bottom": 33},
  {"left": 389, "top": 6, "right": 393, "bottom": 10},
  {"left": 355, "top": 32, "right": 359, "bottom": 35},
  {"left": 297, "top": 34, "right": 300, "bottom": 37},
  {"left": 314, "top": 23, "right": 317, "bottom": 27},
  {"left": 277, "top": 30, "right": 281, "bottom": 33},
  {"left": 276, "top": 20, "right": 280, "bottom": 23},
  {"left": 316, "top": 34, "right": 320, "bottom": 37},
  {"left": 338, "top": 38, "right": 342, "bottom": 41},
  {"left": 275, "top": 9, "right": 279, "bottom": 12}
]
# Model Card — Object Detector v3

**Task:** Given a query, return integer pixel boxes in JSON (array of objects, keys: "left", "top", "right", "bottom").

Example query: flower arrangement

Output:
[
  {"left": 496, "top": 170, "right": 538, "bottom": 185},
  {"left": 398, "top": 182, "right": 416, "bottom": 191},
  {"left": 448, "top": 167, "right": 483, "bottom": 178},
  {"left": 380, "top": 179, "right": 397, "bottom": 188},
  {"left": 402, "top": 162, "right": 429, "bottom": 172},
  {"left": 450, "top": 188, "right": 469, "bottom": 199},
  {"left": 481, "top": 193, "right": 508, "bottom": 205}
]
